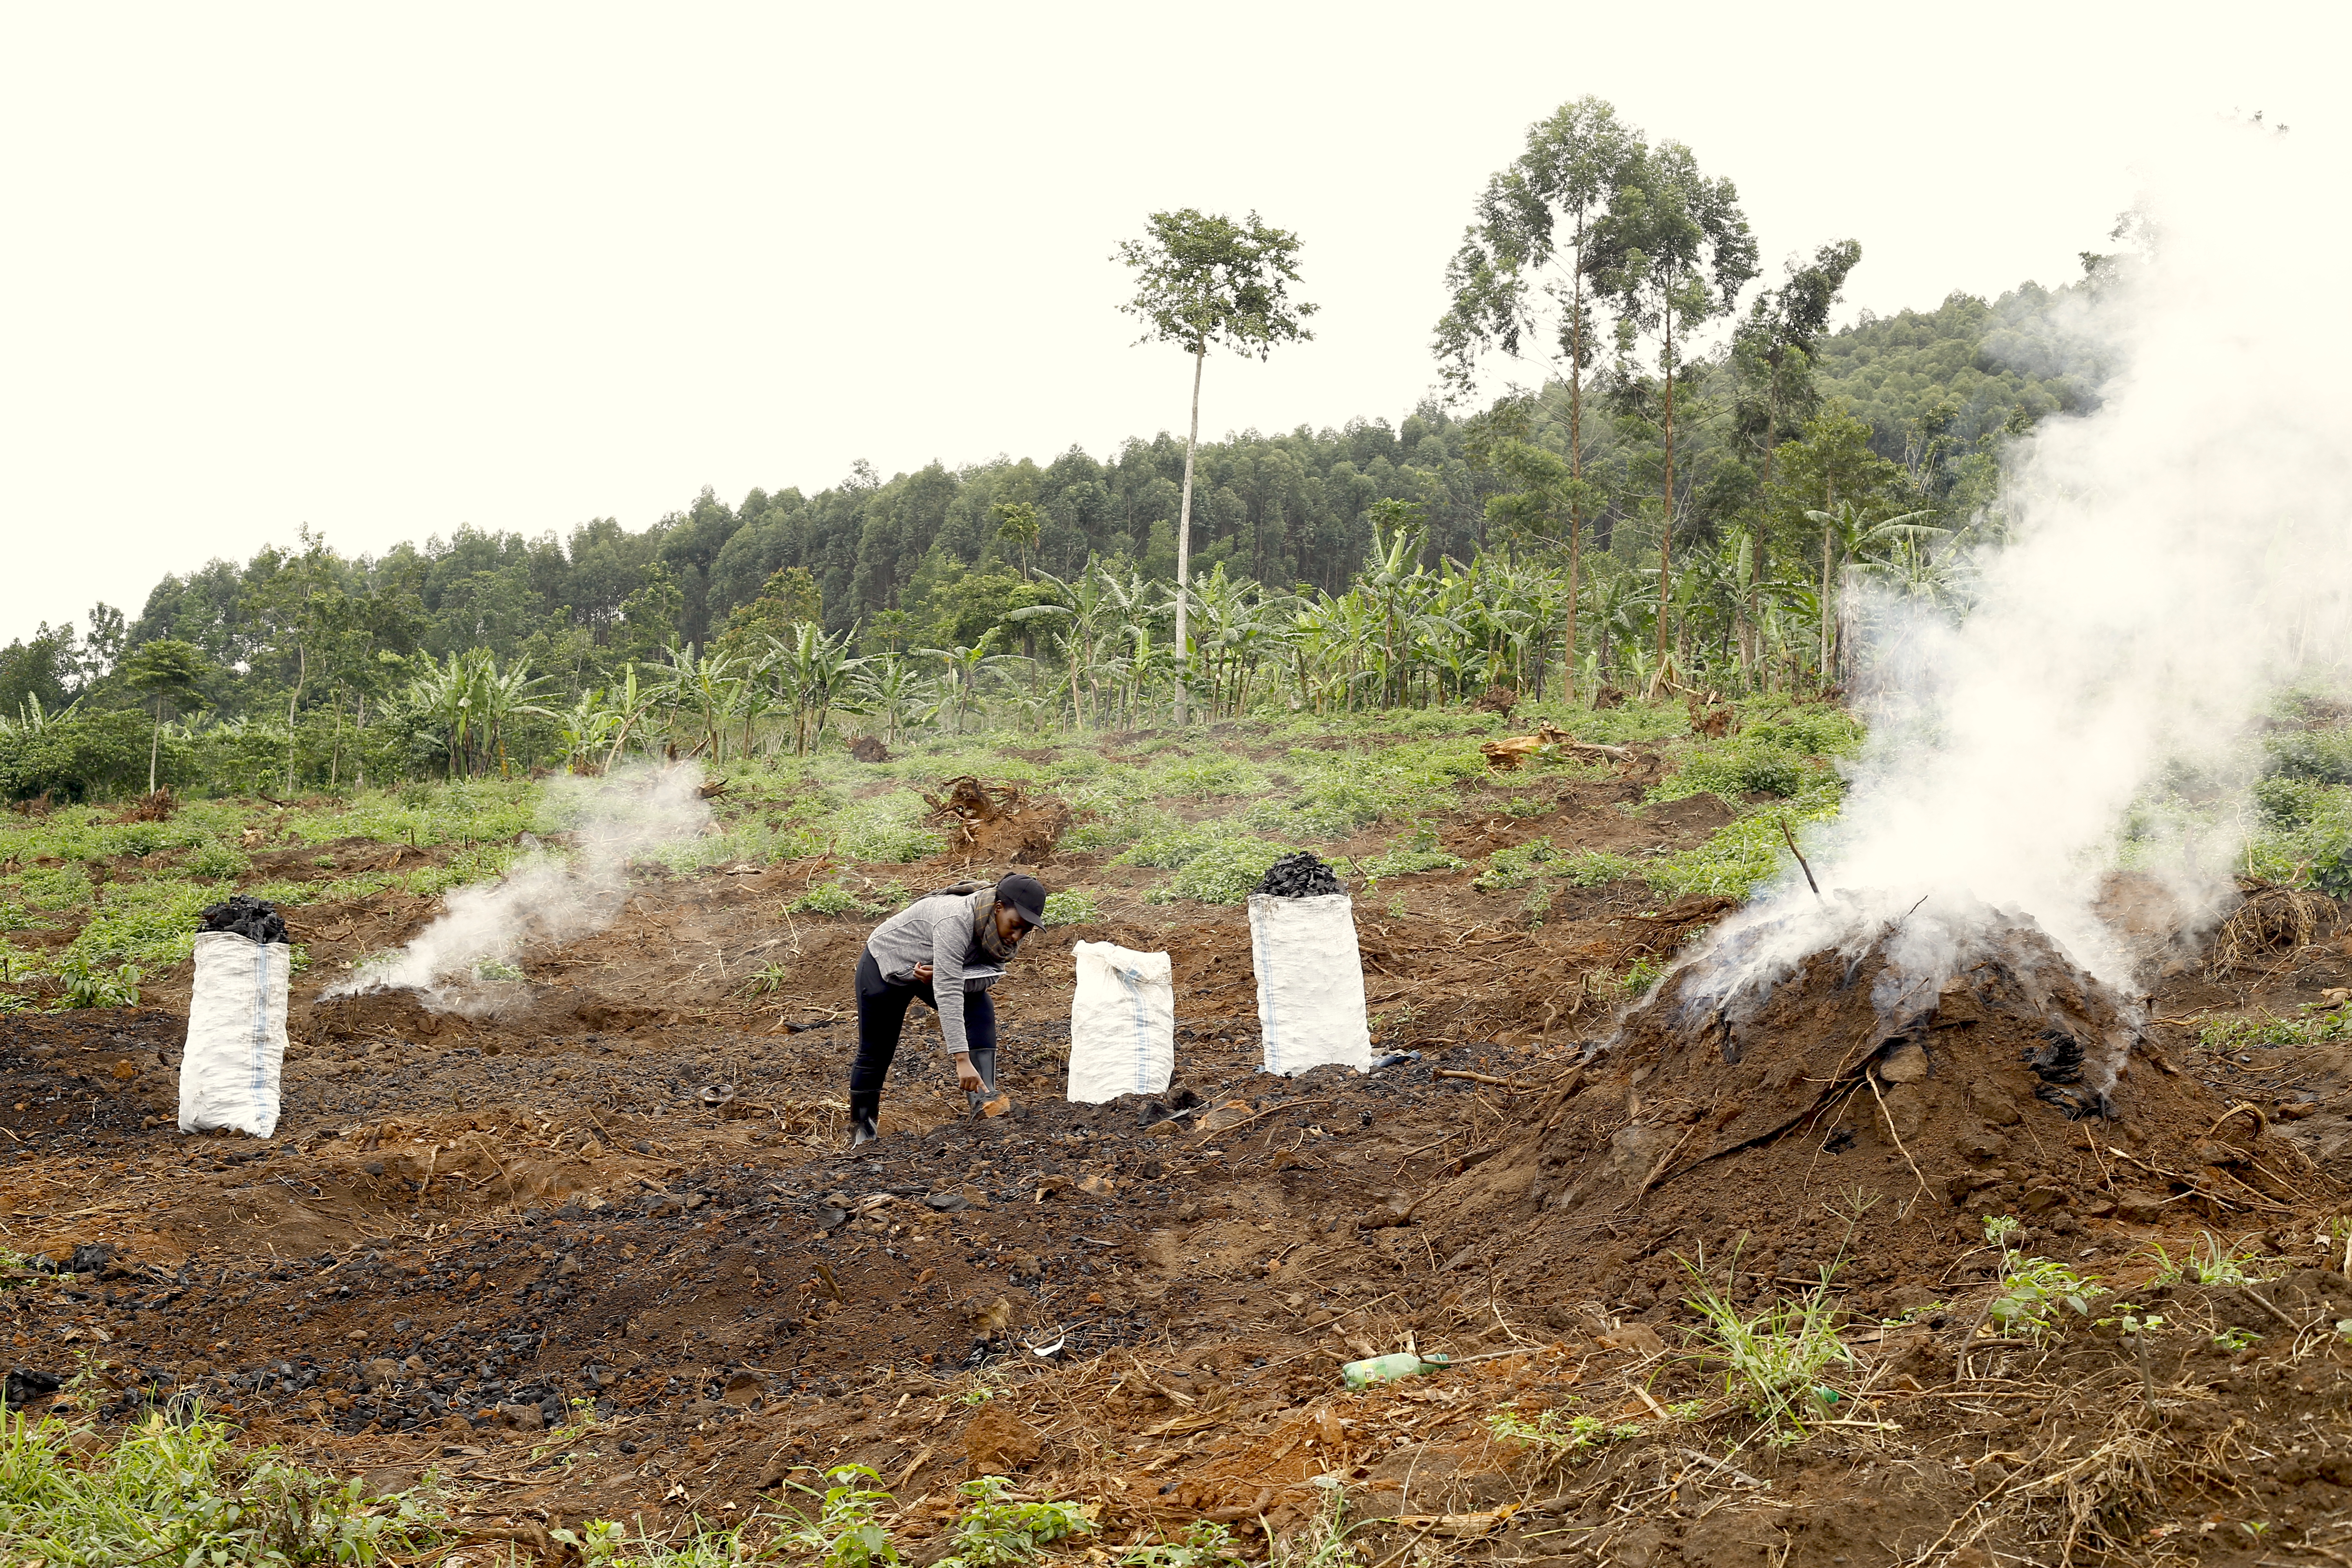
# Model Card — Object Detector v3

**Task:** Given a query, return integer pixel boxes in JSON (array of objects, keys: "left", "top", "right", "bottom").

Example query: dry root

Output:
[{"left": 2207, "top": 878, "right": 2340, "bottom": 975}]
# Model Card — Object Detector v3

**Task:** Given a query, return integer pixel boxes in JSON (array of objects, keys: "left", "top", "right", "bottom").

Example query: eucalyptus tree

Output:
[
  {"left": 991, "top": 501, "right": 1042, "bottom": 581},
  {"left": 118, "top": 638, "right": 210, "bottom": 795},
  {"left": 1590, "top": 140, "right": 1758, "bottom": 691},
  {"left": 1115, "top": 208, "right": 1317, "bottom": 724},
  {"left": 1436, "top": 96, "right": 1641, "bottom": 691},
  {"left": 1730, "top": 239, "right": 1862, "bottom": 665}
]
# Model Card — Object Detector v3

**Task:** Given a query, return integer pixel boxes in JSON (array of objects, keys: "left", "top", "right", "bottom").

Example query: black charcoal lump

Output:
[
  {"left": 198, "top": 895, "right": 288, "bottom": 945},
  {"left": 1256, "top": 851, "right": 1343, "bottom": 899}
]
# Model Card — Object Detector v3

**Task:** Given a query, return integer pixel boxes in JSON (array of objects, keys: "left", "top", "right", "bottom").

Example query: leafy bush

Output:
[
  {"left": 831, "top": 792, "right": 943, "bottom": 863},
  {"left": 1981, "top": 1215, "right": 2106, "bottom": 1337},
  {"left": 1156, "top": 836, "right": 1292, "bottom": 904},
  {"left": 51, "top": 954, "right": 140, "bottom": 1009},
  {"left": 1473, "top": 837, "right": 1555, "bottom": 891},
  {"left": 2254, "top": 774, "right": 2328, "bottom": 828},
  {"left": 2317, "top": 843, "right": 2352, "bottom": 902},
  {"left": 0, "top": 710, "right": 162, "bottom": 802},
  {"left": 1740, "top": 706, "right": 1865, "bottom": 757},
  {"left": 1557, "top": 850, "right": 1637, "bottom": 887},
  {"left": 1356, "top": 824, "right": 1465, "bottom": 882},
  {"left": 1155, "top": 755, "right": 1263, "bottom": 798},
  {"left": 2265, "top": 728, "right": 2352, "bottom": 786},
  {"left": 1114, "top": 820, "right": 1242, "bottom": 871},
  {"left": 69, "top": 880, "right": 220, "bottom": 970},
  {"left": 184, "top": 843, "right": 252, "bottom": 881},
  {"left": 0, "top": 1406, "right": 443, "bottom": 1566},
  {"left": 935, "top": 1475, "right": 1090, "bottom": 1566},
  {"left": 792, "top": 880, "right": 870, "bottom": 917},
  {"left": 2198, "top": 1004, "right": 2352, "bottom": 1052},
  {"left": 1646, "top": 786, "right": 1844, "bottom": 901},
  {"left": 1040, "top": 889, "right": 1099, "bottom": 926}
]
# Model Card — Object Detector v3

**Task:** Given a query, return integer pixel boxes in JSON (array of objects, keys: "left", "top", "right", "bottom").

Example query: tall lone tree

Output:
[
  {"left": 1591, "top": 140, "right": 1757, "bottom": 694},
  {"left": 118, "top": 638, "right": 210, "bottom": 795},
  {"left": 1116, "top": 209, "right": 1316, "bottom": 725},
  {"left": 1435, "top": 96, "right": 1642, "bottom": 699}
]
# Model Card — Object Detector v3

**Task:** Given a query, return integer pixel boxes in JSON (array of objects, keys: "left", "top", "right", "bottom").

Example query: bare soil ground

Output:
[{"left": 9, "top": 731, "right": 2352, "bottom": 1565}]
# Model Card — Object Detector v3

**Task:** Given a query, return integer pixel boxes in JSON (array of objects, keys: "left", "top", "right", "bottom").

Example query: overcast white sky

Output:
[{"left": 3, "top": 2, "right": 2344, "bottom": 646}]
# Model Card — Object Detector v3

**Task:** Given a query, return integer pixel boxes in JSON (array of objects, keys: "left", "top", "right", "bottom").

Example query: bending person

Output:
[{"left": 848, "top": 872, "right": 1046, "bottom": 1147}]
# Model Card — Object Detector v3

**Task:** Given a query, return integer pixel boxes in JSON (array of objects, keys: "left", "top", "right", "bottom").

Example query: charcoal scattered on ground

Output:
[
  {"left": 4, "top": 1368, "right": 61, "bottom": 1405},
  {"left": 198, "top": 895, "right": 287, "bottom": 944},
  {"left": 1256, "top": 851, "right": 1343, "bottom": 899}
]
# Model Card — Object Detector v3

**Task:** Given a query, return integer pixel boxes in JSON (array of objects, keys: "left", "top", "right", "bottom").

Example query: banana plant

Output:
[
  {"left": 848, "top": 652, "right": 933, "bottom": 746},
  {"left": 766, "top": 622, "right": 867, "bottom": 754}
]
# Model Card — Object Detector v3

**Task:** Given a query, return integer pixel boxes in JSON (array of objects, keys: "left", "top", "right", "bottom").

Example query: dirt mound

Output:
[
  {"left": 922, "top": 776, "right": 1069, "bottom": 866},
  {"left": 1464, "top": 899, "right": 2337, "bottom": 1317}
]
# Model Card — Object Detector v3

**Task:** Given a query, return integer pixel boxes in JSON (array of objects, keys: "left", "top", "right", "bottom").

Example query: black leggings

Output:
[{"left": 851, "top": 949, "right": 996, "bottom": 1096}]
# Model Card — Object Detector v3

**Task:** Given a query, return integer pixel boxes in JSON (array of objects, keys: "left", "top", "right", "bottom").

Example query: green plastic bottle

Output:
[{"left": 1341, "top": 1352, "right": 1450, "bottom": 1389}]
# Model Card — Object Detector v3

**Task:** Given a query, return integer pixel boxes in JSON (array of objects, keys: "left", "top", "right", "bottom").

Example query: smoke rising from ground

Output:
[
  {"left": 1684, "top": 118, "right": 2352, "bottom": 1012},
  {"left": 329, "top": 764, "right": 711, "bottom": 1006}
]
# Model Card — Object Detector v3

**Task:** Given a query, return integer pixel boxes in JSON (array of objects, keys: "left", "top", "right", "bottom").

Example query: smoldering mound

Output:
[{"left": 1439, "top": 902, "right": 2332, "bottom": 1315}]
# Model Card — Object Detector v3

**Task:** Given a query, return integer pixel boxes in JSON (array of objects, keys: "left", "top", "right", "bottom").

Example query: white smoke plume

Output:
[
  {"left": 329, "top": 763, "right": 712, "bottom": 1006},
  {"left": 1684, "top": 116, "right": 2352, "bottom": 1013}
]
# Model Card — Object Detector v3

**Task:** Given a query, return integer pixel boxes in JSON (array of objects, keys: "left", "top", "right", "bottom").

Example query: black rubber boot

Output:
[
  {"left": 965, "top": 1047, "right": 998, "bottom": 1114},
  {"left": 848, "top": 1090, "right": 881, "bottom": 1148}
]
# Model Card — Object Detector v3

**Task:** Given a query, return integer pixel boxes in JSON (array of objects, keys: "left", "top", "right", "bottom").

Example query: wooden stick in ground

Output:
[
  {"left": 1780, "top": 817, "right": 1822, "bottom": 900},
  {"left": 1864, "top": 1068, "right": 1933, "bottom": 1215}
]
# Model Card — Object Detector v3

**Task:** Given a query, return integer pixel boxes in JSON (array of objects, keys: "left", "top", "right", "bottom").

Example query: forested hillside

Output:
[
  {"left": 0, "top": 89, "right": 2125, "bottom": 804},
  {"left": 1, "top": 280, "right": 2094, "bottom": 732}
]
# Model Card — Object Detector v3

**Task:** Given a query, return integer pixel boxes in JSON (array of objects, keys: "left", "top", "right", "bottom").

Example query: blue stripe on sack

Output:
[
  {"left": 1250, "top": 906, "right": 1278, "bottom": 1073},
  {"left": 249, "top": 946, "right": 270, "bottom": 1123},
  {"left": 1114, "top": 965, "right": 1149, "bottom": 1094}
]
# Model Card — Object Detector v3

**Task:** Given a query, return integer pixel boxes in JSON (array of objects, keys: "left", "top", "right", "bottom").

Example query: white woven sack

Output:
[
  {"left": 1248, "top": 893, "right": 1371, "bottom": 1076},
  {"left": 178, "top": 931, "right": 292, "bottom": 1139},
  {"left": 1067, "top": 941, "right": 1175, "bottom": 1104}
]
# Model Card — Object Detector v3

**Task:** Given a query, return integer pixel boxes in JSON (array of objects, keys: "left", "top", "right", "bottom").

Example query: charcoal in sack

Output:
[
  {"left": 198, "top": 895, "right": 288, "bottom": 945},
  {"left": 1256, "top": 851, "right": 1343, "bottom": 899}
]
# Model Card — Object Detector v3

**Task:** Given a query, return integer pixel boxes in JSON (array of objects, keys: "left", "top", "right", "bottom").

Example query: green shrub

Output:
[
  {"left": 832, "top": 792, "right": 943, "bottom": 863},
  {"left": 0, "top": 1405, "right": 443, "bottom": 1566},
  {"left": 69, "top": 880, "right": 222, "bottom": 970},
  {"left": 1040, "top": 889, "right": 1100, "bottom": 926},
  {"left": 51, "top": 954, "right": 141, "bottom": 1009},
  {"left": 1357, "top": 824, "right": 1466, "bottom": 881},
  {"left": 0, "top": 710, "right": 161, "bottom": 802},
  {"left": 1156, "top": 836, "right": 1292, "bottom": 904},
  {"left": 184, "top": 844, "right": 252, "bottom": 881},
  {"left": 1115, "top": 820, "right": 1242, "bottom": 871},
  {"left": 2267, "top": 728, "right": 2352, "bottom": 785},
  {"left": 2254, "top": 775, "right": 2327, "bottom": 828},
  {"left": 14, "top": 864, "right": 93, "bottom": 910},
  {"left": 791, "top": 880, "right": 869, "bottom": 916},
  {"left": 1473, "top": 837, "right": 1555, "bottom": 891},
  {"left": 1156, "top": 755, "right": 1263, "bottom": 797},
  {"left": 1646, "top": 786, "right": 1845, "bottom": 901},
  {"left": 1558, "top": 850, "right": 1637, "bottom": 887}
]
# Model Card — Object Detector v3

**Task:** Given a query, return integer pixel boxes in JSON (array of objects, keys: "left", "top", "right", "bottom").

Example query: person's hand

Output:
[
  {"left": 912, "top": 962, "right": 934, "bottom": 982},
  {"left": 953, "top": 1052, "right": 984, "bottom": 1093}
]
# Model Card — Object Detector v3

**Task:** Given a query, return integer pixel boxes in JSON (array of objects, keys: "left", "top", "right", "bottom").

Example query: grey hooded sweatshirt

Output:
[{"left": 862, "top": 891, "right": 1007, "bottom": 1056}]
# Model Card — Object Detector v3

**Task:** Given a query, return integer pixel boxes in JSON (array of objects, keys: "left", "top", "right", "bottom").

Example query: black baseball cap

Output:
[{"left": 997, "top": 873, "right": 1047, "bottom": 927}]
